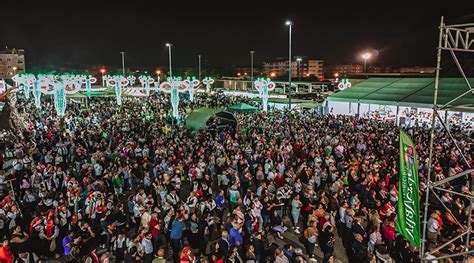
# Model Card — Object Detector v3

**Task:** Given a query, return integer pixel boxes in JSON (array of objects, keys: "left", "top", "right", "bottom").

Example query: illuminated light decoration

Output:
[
  {"left": 337, "top": 79, "right": 352, "bottom": 91},
  {"left": 183, "top": 77, "right": 200, "bottom": 102},
  {"left": 23, "top": 79, "right": 31, "bottom": 100},
  {"left": 202, "top": 77, "right": 214, "bottom": 93},
  {"left": 32, "top": 75, "right": 47, "bottom": 109},
  {"left": 107, "top": 75, "right": 129, "bottom": 105},
  {"left": 159, "top": 77, "right": 188, "bottom": 120},
  {"left": 80, "top": 75, "right": 97, "bottom": 94},
  {"left": 138, "top": 75, "right": 155, "bottom": 96},
  {"left": 154, "top": 76, "right": 161, "bottom": 94},
  {"left": 61, "top": 75, "right": 84, "bottom": 101},
  {"left": 126, "top": 76, "right": 136, "bottom": 87},
  {"left": 62, "top": 75, "right": 84, "bottom": 93},
  {"left": 103, "top": 75, "right": 111, "bottom": 87},
  {"left": 55, "top": 82, "right": 67, "bottom": 116},
  {"left": 57, "top": 75, "right": 82, "bottom": 115},
  {"left": 36, "top": 74, "right": 81, "bottom": 116},
  {"left": 12, "top": 73, "right": 35, "bottom": 100},
  {"left": 254, "top": 77, "right": 276, "bottom": 112}
]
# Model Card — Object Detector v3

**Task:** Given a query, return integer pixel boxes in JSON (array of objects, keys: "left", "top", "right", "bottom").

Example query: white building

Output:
[{"left": 0, "top": 48, "right": 26, "bottom": 79}]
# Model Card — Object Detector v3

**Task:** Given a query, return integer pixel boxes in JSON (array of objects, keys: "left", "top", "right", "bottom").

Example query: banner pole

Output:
[{"left": 420, "top": 16, "right": 444, "bottom": 261}]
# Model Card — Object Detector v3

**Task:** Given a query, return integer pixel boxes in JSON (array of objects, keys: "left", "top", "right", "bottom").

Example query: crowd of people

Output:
[{"left": 0, "top": 90, "right": 471, "bottom": 263}]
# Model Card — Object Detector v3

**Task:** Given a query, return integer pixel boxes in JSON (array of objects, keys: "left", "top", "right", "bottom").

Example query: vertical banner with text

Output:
[{"left": 395, "top": 130, "right": 421, "bottom": 248}]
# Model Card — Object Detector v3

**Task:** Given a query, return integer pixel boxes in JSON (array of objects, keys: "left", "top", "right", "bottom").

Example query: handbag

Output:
[{"left": 49, "top": 238, "right": 57, "bottom": 252}]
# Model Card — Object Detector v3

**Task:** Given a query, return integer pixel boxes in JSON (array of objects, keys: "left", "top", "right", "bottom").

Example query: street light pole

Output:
[
  {"left": 362, "top": 52, "right": 371, "bottom": 73},
  {"left": 296, "top": 57, "right": 302, "bottom": 82},
  {"left": 100, "top": 68, "right": 106, "bottom": 86},
  {"left": 120, "top": 52, "right": 125, "bottom": 75},
  {"left": 198, "top": 54, "right": 201, "bottom": 80},
  {"left": 166, "top": 43, "right": 173, "bottom": 77},
  {"left": 286, "top": 20, "right": 293, "bottom": 110},
  {"left": 250, "top": 51, "right": 255, "bottom": 90}
]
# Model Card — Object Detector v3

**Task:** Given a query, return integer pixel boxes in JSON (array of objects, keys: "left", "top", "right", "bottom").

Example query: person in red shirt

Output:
[
  {"left": 381, "top": 220, "right": 395, "bottom": 248},
  {"left": 149, "top": 212, "right": 164, "bottom": 253},
  {"left": 179, "top": 246, "right": 195, "bottom": 263},
  {"left": 274, "top": 173, "right": 285, "bottom": 188},
  {"left": 0, "top": 240, "right": 14, "bottom": 263},
  {"left": 319, "top": 212, "right": 331, "bottom": 231}
]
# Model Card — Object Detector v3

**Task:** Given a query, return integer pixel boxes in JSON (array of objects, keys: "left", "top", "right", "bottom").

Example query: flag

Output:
[{"left": 395, "top": 130, "right": 421, "bottom": 247}]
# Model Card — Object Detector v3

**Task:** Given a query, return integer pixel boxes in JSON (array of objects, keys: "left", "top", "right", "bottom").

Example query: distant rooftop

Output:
[{"left": 0, "top": 48, "right": 24, "bottom": 55}]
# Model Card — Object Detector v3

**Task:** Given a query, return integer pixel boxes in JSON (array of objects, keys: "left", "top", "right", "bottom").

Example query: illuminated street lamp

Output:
[
  {"left": 296, "top": 57, "right": 302, "bottom": 81},
  {"left": 154, "top": 70, "right": 161, "bottom": 94},
  {"left": 120, "top": 52, "right": 125, "bottom": 75},
  {"left": 198, "top": 55, "right": 201, "bottom": 81},
  {"left": 285, "top": 20, "right": 293, "bottom": 109},
  {"left": 100, "top": 68, "right": 106, "bottom": 86},
  {"left": 12, "top": 66, "right": 17, "bottom": 76},
  {"left": 270, "top": 72, "right": 276, "bottom": 78},
  {"left": 166, "top": 43, "right": 173, "bottom": 77},
  {"left": 362, "top": 52, "right": 372, "bottom": 73},
  {"left": 250, "top": 50, "right": 255, "bottom": 90}
]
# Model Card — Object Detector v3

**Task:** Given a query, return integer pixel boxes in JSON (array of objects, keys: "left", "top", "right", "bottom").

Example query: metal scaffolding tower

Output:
[{"left": 420, "top": 16, "right": 474, "bottom": 262}]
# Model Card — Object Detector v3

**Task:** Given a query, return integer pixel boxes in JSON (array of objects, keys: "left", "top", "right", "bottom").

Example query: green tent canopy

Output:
[
  {"left": 185, "top": 107, "right": 223, "bottom": 130},
  {"left": 298, "top": 102, "right": 322, "bottom": 109},
  {"left": 66, "top": 93, "right": 87, "bottom": 98},
  {"left": 251, "top": 98, "right": 311, "bottom": 104},
  {"left": 226, "top": 103, "right": 258, "bottom": 112},
  {"left": 327, "top": 77, "right": 474, "bottom": 111}
]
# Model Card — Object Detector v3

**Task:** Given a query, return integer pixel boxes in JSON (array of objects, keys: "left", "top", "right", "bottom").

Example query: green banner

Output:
[{"left": 395, "top": 130, "right": 421, "bottom": 248}]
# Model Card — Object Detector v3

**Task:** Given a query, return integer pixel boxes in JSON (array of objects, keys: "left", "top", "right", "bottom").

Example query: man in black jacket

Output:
[
  {"left": 349, "top": 233, "right": 368, "bottom": 263},
  {"left": 319, "top": 225, "right": 336, "bottom": 260}
]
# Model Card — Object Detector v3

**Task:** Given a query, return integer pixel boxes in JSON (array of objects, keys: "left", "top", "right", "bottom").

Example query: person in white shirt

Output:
[
  {"left": 114, "top": 233, "right": 129, "bottom": 262},
  {"left": 167, "top": 189, "right": 180, "bottom": 207},
  {"left": 186, "top": 192, "right": 198, "bottom": 214},
  {"left": 337, "top": 201, "right": 348, "bottom": 237},
  {"left": 252, "top": 197, "right": 263, "bottom": 231},
  {"left": 427, "top": 213, "right": 440, "bottom": 245},
  {"left": 141, "top": 232, "right": 154, "bottom": 263},
  {"left": 12, "top": 158, "right": 24, "bottom": 173},
  {"left": 93, "top": 163, "right": 103, "bottom": 177}
]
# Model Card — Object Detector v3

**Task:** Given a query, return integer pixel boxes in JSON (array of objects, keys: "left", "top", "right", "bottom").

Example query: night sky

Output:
[{"left": 2, "top": 1, "right": 473, "bottom": 71}]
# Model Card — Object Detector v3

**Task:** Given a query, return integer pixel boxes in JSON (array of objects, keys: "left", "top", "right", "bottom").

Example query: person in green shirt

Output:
[
  {"left": 229, "top": 184, "right": 240, "bottom": 211},
  {"left": 111, "top": 173, "right": 123, "bottom": 195}
]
